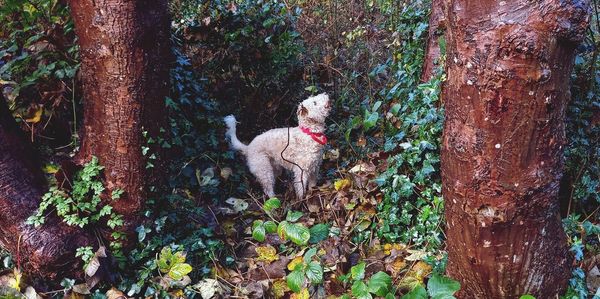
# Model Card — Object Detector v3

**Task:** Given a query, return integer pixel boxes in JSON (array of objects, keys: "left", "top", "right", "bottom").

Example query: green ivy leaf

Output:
[
  {"left": 519, "top": 296, "right": 536, "bottom": 299},
  {"left": 351, "top": 280, "right": 372, "bottom": 299},
  {"left": 351, "top": 262, "right": 366, "bottom": 280},
  {"left": 305, "top": 261, "right": 323, "bottom": 284},
  {"left": 286, "top": 269, "right": 305, "bottom": 293},
  {"left": 427, "top": 274, "right": 460, "bottom": 299},
  {"left": 367, "top": 271, "right": 392, "bottom": 296}
]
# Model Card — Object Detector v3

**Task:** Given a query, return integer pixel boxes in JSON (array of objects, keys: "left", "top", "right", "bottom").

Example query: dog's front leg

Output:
[
  {"left": 307, "top": 171, "right": 318, "bottom": 189},
  {"left": 292, "top": 167, "right": 310, "bottom": 199}
]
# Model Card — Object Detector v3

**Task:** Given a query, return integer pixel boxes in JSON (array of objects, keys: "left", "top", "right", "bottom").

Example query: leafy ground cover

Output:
[{"left": 0, "top": 0, "right": 599, "bottom": 298}]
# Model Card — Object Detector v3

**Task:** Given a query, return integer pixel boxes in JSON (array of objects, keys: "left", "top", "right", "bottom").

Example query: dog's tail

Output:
[{"left": 224, "top": 115, "right": 248, "bottom": 154}]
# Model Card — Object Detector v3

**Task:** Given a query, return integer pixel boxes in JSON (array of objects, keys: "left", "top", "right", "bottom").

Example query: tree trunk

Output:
[
  {"left": 421, "top": 0, "right": 445, "bottom": 82},
  {"left": 441, "top": 1, "right": 589, "bottom": 298},
  {"left": 0, "top": 95, "right": 93, "bottom": 282},
  {"left": 68, "top": 0, "right": 171, "bottom": 240}
]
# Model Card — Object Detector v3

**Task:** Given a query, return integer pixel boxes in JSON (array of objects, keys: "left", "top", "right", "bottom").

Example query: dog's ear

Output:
[{"left": 297, "top": 104, "right": 308, "bottom": 117}]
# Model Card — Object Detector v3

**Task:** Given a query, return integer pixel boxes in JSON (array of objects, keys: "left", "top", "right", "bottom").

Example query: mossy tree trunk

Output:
[{"left": 441, "top": 0, "right": 589, "bottom": 297}]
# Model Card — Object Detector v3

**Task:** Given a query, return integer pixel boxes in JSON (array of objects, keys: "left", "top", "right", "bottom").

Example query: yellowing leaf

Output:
[
  {"left": 287, "top": 256, "right": 303, "bottom": 271},
  {"left": 383, "top": 243, "right": 406, "bottom": 255},
  {"left": 334, "top": 179, "right": 351, "bottom": 191},
  {"left": 43, "top": 163, "right": 59, "bottom": 174},
  {"left": 170, "top": 289, "right": 184, "bottom": 298},
  {"left": 397, "top": 261, "right": 432, "bottom": 291},
  {"left": 290, "top": 288, "right": 309, "bottom": 299},
  {"left": 412, "top": 261, "right": 432, "bottom": 280},
  {"left": 272, "top": 279, "right": 289, "bottom": 299},
  {"left": 9, "top": 269, "right": 21, "bottom": 291},
  {"left": 386, "top": 257, "right": 407, "bottom": 276},
  {"left": 25, "top": 107, "right": 43, "bottom": 123},
  {"left": 255, "top": 245, "right": 279, "bottom": 263}
]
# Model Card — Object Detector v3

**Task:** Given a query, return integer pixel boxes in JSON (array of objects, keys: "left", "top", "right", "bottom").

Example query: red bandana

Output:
[{"left": 300, "top": 126, "right": 327, "bottom": 145}]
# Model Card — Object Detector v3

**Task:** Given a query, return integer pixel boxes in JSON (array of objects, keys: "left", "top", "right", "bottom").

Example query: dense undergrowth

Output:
[{"left": 0, "top": 0, "right": 599, "bottom": 298}]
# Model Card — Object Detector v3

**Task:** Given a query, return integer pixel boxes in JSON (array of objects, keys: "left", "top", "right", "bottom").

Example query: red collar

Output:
[{"left": 300, "top": 126, "right": 327, "bottom": 145}]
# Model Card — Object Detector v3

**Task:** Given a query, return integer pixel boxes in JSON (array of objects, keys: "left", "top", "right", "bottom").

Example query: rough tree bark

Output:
[
  {"left": 68, "top": 0, "right": 171, "bottom": 240},
  {"left": 421, "top": 0, "right": 445, "bottom": 82},
  {"left": 441, "top": 1, "right": 589, "bottom": 298},
  {"left": 0, "top": 95, "right": 93, "bottom": 281}
]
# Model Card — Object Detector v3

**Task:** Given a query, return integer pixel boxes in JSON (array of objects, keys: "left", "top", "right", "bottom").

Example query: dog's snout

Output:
[{"left": 325, "top": 100, "right": 331, "bottom": 109}]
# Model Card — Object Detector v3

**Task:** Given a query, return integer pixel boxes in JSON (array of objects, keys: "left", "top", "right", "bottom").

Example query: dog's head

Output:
[{"left": 297, "top": 93, "right": 331, "bottom": 125}]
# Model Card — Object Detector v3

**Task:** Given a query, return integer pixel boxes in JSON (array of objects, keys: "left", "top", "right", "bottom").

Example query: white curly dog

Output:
[{"left": 224, "top": 93, "right": 332, "bottom": 199}]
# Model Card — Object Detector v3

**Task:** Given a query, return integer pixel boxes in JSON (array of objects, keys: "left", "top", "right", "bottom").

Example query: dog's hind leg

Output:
[{"left": 247, "top": 155, "right": 276, "bottom": 198}]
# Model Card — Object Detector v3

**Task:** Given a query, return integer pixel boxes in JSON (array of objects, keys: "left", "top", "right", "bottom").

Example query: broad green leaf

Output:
[
  {"left": 277, "top": 221, "right": 288, "bottom": 240},
  {"left": 252, "top": 223, "right": 266, "bottom": 242},
  {"left": 252, "top": 220, "right": 263, "bottom": 230},
  {"left": 286, "top": 269, "right": 305, "bottom": 293},
  {"left": 168, "top": 263, "right": 192, "bottom": 280},
  {"left": 351, "top": 262, "right": 366, "bottom": 280},
  {"left": 401, "top": 285, "right": 427, "bottom": 299},
  {"left": 427, "top": 274, "right": 460, "bottom": 299},
  {"left": 264, "top": 220, "right": 277, "bottom": 233},
  {"left": 264, "top": 198, "right": 281, "bottom": 212},
  {"left": 280, "top": 222, "right": 310, "bottom": 245},
  {"left": 303, "top": 247, "right": 317, "bottom": 264},
  {"left": 309, "top": 223, "right": 330, "bottom": 244},
  {"left": 519, "top": 296, "right": 536, "bottom": 299},
  {"left": 286, "top": 210, "right": 304, "bottom": 222},
  {"left": 367, "top": 271, "right": 392, "bottom": 296},
  {"left": 305, "top": 261, "right": 323, "bottom": 284},
  {"left": 351, "top": 281, "right": 372, "bottom": 299}
]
